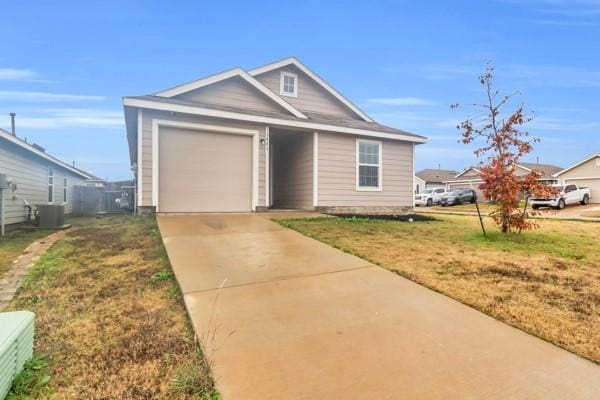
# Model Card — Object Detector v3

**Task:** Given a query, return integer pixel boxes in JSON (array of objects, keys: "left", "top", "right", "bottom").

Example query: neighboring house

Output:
[
  {"left": 414, "top": 175, "right": 426, "bottom": 194},
  {"left": 415, "top": 169, "right": 458, "bottom": 193},
  {"left": 444, "top": 162, "right": 562, "bottom": 200},
  {"left": 554, "top": 154, "right": 600, "bottom": 204},
  {"left": 0, "top": 128, "right": 93, "bottom": 225},
  {"left": 123, "top": 57, "right": 427, "bottom": 215}
]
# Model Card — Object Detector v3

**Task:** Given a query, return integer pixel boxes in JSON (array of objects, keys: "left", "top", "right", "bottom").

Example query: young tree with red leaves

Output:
[{"left": 452, "top": 63, "right": 556, "bottom": 234}]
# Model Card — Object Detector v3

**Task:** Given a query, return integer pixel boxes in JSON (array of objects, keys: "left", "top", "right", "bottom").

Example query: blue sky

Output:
[{"left": 1, "top": 0, "right": 599, "bottom": 180}]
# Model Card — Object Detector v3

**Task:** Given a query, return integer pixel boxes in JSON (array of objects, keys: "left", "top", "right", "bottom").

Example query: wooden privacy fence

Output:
[{"left": 72, "top": 186, "right": 124, "bottom": 216}]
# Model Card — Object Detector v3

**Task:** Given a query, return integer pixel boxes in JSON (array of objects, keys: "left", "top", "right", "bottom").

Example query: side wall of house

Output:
[
  {"left": 317, "top": 132, "right": 414, "bottom": 210},
  {"left": 253, "top": 65, "right": 359, "bottom": 119},
  {"left": 0, "top": 139, "right": 87, "bottom": 225},
  {"left": 138, "top": 109, "right": 267, "bottom": 209},
  {"left": 272, "top": 133, "right": 313, "bottom": 209}
]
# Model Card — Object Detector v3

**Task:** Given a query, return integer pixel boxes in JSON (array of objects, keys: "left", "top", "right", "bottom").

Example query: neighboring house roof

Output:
[
  {"left": 248, "top": 57, "right": 374, "bottom": 122},
  {"left": 416, "top": 169, "right": 459, "bottom": 183},
  {"left": 517, "top": 162, "right": 563, "bottom": 180},
  {"left": 0, "top": 128, "right": 92, "bottom": 179},
  {"left": 553, "top": 154, "right": 600, "bottom": 177},
  {"left": 452, "top": 163, "right": 561, "bottom": 182},
  {"left": 454, "top": 167, "right": 482, "bottom": 179}
]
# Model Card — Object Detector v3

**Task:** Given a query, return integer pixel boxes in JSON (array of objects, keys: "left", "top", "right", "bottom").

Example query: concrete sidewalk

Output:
[{"left": 158, "top": 214, "right": 599, "bottom": 400}]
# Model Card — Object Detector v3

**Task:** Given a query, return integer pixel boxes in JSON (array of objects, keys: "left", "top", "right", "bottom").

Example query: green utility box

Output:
[{"left": 0, "top": 311, "right": 35, "bottom": 399}]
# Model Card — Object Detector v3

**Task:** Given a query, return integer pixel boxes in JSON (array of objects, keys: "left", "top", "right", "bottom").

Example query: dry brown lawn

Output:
[
  {"left": 280, "top": 214, "right": 600, "bottom": 363},
  {"left": 6, "top": 216, "right": 218, "bottom": 399}
]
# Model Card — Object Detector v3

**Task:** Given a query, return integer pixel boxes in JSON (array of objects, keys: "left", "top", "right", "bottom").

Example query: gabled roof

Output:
[
  {"left": 416, "top": 169, "right": 459, "bottom": 183},
  {"left": 124, "top": 95, "right": 426, "bottom": 142},
  {"left": 554, "top": 154, "right": 600, "bottom": 177},
  {"left": 154, "top": 67, "right": 308, "bottom": 119},
  {"left": 0, "top": 128, "right": 93, "bottom": 179},
  {"left": 248, "top": 57, "right": 374, "bottom": 122},
  {"left": 455, "top": 167, "right": 482, "bottom": 178},
  {"left": 517, "top": 162, "right": 562, "bottom": 180}
]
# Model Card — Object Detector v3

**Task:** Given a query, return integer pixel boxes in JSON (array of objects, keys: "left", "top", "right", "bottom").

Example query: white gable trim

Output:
[
  {"left": 154, "top": 67, "right": 308, "bottom": 119},
  {"left": 124, "top": 97, "right": 426, "bottom": 143},
  {"left": 455, "top": 167, "right": 482, "bottom": 178},
  {"left": 554, "top": 154, "right": 600, "bottom": 177},
  {"left": 0, "top": 128, "right": 91, "bottom": 179},
  {"left": 248, "top": 57, "right": 374, "bottom": 123}
]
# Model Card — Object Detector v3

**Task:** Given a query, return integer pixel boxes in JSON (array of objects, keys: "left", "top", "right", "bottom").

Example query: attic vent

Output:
[{"left": 32, "top": 143, "right": 45, "bottom": 152}]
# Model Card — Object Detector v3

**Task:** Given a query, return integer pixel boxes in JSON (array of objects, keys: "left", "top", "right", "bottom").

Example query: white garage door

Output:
[
  {"left": 565, "top": 179, "right": 600, "bottom": 204},
  {"left": 158, "top": 126, "right": 253, "bottom": 212}
]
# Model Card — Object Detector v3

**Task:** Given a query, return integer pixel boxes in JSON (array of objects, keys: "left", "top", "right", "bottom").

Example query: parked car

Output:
[
  {"left": 440, "top": 189, "right": 477, "bottom": 206},
  {"left": 530, "top": 184, "right": 591, "bottom": 210},
  {"left": 415, "top": 188, "right": 447, "bottom": 206}
]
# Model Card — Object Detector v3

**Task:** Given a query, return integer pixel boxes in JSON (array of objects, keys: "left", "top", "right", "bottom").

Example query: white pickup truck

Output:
[
  {"left": 530, "top": 184, "right": 591, "bottom": 210},
  {"left": 415, "top": 187, "right": 447, "bottom": 207}
]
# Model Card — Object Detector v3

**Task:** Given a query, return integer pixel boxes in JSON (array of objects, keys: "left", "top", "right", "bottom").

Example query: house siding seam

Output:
[
  {"left": 139, "top": 110, "right": 266, "bottom": 208},
  {"left": 317, "top": 132, "right": 413, "bottom": 207},
  {"left": 0, "top": 139, "right": 87, "bottom": 225},
  {"left": 253, "top": 65, "right": 359, "bottom": 119}
]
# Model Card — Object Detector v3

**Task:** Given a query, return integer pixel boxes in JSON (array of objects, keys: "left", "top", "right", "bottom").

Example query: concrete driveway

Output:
[{"left": 158, "top": 214, "right": 599, "bottom": 400}]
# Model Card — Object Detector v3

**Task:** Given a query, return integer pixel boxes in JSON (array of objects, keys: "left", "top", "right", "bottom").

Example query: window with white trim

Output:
[
  {"left": 48, "top": 167, "right": 54, "bottom": 203},
  {"left": 280, "top": 71, "right": 298, "bottom": 97},
  {"left": 63, "top": 175, "right": 68, "bottom": 202},
  {"left": 356, "top": 139, "right": 382, "bottom": 190}
]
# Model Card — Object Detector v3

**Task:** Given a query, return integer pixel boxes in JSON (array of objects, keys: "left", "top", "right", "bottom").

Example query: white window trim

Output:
[
  {"left": 48, "top": 167, "right": 54, "bottom": 204},
  {"left": 280, "top": 71, "right": 298, "bottom": 98},
  {"left": 63, "top": 175, "right": 68, "bottom": 203},
  {"left": 356, "top": 139, "right": 383, "bottom": 192},
  {"left": 151, "top": 119, "right": 259, "bottom": 212}
]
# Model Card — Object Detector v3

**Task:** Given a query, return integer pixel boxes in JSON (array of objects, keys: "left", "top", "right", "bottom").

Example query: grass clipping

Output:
[{"left": 7, "top": 216, "right": 218, "bottom": 400}]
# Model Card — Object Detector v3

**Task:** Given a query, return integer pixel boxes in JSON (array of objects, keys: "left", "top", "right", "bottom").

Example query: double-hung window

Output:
[
  {"left": 48, "top": 167, "right": 54, "bottom": 203},
  {"left": 280, "top": 71, "right": 298, "bottom": 97},
  {"left": 356, "top": 139, "right": 382, "bottom": 191},
  {"left": 63, "top": 176, "right": 68, "bottom": 203}
]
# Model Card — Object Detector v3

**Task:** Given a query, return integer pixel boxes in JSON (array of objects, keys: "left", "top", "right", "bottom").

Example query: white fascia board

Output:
[
  {"left": 0, "top": 129, "right": 91, "bottom": 179},
  {"left": 123, "top": 97, "right": 427, "bottom": 144},
  {"left": 153, "top": 67, "right": 307, "bottom": 119},
  {"left": 455, "top": 167, "right": 482, "bottom": 178},
  {"left": 248, "top": 57, "right": 375, "bottom": 123},
  {"left": 553, "top": 154, "right": 600, "bottom": 177}
]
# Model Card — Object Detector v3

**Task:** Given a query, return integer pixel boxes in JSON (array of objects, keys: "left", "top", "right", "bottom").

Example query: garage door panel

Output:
[
  {"left": 565, "top": 179, "right": 600, "bottom": 204},
  {"left": 159, "top": 127, "right": 252, "bottom": 212}
]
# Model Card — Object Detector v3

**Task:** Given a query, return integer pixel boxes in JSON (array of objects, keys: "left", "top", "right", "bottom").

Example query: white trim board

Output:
[
  {"left": 124, "top": 97, "right": 426, "bottom": 144},
  {"left": 0, "top": 128, "right": 91, "bottom": 179},
  {"left": 265, "top": 126, "right": 270, "bottom": 208},
  {"left": 154, "top": 67, "right": 307, "bottom": 119},
  {"left": 248, "top": 57, "right": 374, "bottom": 122},
  {"left": 137, "top": 110, "right": 143, "bottom": 208},
  {"left": 313, "top": 132, "right": 319, "bottom": 207},
  {"left": 554, "top": 154, "right": 600, "bottom": 177},
  {"left": 151, "top": 119, "right": 260, "bottom": 212}
]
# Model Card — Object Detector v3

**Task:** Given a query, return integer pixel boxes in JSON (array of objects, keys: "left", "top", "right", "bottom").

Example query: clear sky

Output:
[{"left": 1, "top": 0, "right": 598, "bottom": 180}]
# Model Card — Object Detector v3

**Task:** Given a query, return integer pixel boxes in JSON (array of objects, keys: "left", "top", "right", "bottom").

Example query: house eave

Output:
[{"left": 122, "top": 97, "right": 427, "bottom": 144}]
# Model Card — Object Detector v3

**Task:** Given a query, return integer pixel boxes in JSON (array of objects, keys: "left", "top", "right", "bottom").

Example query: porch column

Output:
[{"left": 313, "top": 131, "right": 319, "bottom": 208}]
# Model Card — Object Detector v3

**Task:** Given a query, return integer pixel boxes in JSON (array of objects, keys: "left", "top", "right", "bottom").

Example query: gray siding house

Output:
[
  {"left": 123, "top": 57, "right": 427, "bottom": 214},
  {"left": 0, "top": 128, "right": 92, "bottom": 225}
]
